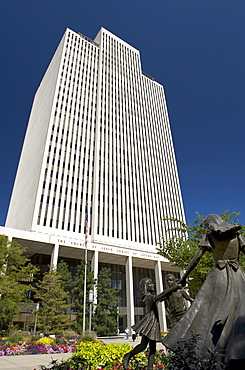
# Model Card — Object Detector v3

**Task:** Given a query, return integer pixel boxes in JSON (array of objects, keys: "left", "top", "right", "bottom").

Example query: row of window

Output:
[{"left": 36, "top": 29, "right": 185, "bottom": 243}]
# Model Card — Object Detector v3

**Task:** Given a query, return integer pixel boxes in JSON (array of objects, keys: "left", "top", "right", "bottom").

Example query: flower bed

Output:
[
  {"left": 37, "top": 335, "right": 226, "bottom": 370},
  {"left": 0, "top": 334, "right": 225, "bottom": 369},
  {"left": 0, "top": 336, "right": 77, "bottom": 356},
  {"left": 38, "top": 342, "right": 168, "bottom": 370}
]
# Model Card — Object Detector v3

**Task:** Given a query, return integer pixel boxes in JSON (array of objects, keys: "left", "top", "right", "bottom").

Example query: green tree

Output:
[
  {"left": 33, "top": 268, "right": 70, "bottom": 333},
  {"left": 158, "top": 211, "right": 245, "bottom": 297},
  {"left": 0, "top": 235, "right": 38, "bottom": 331},
  {"left": 57, "top": 260, "right": 72, "bottom": 292},
  {"left": 71, "top": 260, "right": 96, "bottom": 333},
  {"left": 93, "top": 267, "right": 121, "bottom": 336},
  {"left": 56, "top": 260, "right": 73, "bottom": 322}
]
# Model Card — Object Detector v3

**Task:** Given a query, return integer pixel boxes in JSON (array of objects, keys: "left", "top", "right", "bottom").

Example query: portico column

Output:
[
  {"left": 91, "top": 249, "right": 99, "bottom": 305},
  {"left": 155, "top": 260, "right": 167, "bottom": 332},
  {"left": 126, "top": 255, "right": 135, "bottom": 328},
  {"left": 50, "top": 243, "right": 59, "bottom": 269}
]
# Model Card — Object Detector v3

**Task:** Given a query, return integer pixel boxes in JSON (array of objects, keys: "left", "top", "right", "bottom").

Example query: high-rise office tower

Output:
[{"left": 4, "top": 27, "right": 186, "bottom": 330}]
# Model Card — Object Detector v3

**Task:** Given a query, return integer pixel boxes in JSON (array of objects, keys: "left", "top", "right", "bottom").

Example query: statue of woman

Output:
[
  {"left": 123, "top": 277, "right": 180, "bottom": 370},
  {"left": 163, "top": 214, "right": 245, "bottom": 369}
]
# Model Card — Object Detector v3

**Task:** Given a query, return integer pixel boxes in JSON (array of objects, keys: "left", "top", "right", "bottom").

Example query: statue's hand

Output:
[{"left": 178, "top": 277, "right": 187, "bottom": 287}]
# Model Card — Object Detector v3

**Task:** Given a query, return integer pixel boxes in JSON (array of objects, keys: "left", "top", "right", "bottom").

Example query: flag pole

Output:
[{"left": 82, "top": 205, "right": 88, "bottom": 335}]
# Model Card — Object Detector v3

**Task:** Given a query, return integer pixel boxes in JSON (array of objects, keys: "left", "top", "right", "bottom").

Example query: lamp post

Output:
[
  {"left": 88, "top": 289, "right": 94, "bottom": 332},
  {"left": 33, "top": 303, "right": 40, "bottom": 335},
  {"left": 117, "top": 306, "right": 119, "bottom": 335},
  {"left": 82, "top": 207, "right": 89, "bottom": 334}
]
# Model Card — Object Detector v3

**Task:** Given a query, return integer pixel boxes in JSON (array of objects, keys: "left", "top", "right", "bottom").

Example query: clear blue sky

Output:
[{"left": 1, "top": 0, "right": 245, "bottom": 226}]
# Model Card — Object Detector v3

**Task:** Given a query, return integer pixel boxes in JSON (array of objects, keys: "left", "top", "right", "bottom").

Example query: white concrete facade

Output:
[
  {"left": 0, "top": 225, "right": 180, "bottom": 331},
  {"left": 4, "top": 27, "right": 186, "bottom": 330}
]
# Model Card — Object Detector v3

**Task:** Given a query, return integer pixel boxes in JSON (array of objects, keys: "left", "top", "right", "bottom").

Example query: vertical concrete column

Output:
[
  {"left": 50, "top": 243, "right": 59, "bottom": 269},
  {"left": 155, "top": 260, "right": 167, "bottom": 332},
  {"left": 91, "top": 249, "right": 99, "bottom": 304},
  {"left": 126, "top": 255, "right": 135, "bottom": 328}
]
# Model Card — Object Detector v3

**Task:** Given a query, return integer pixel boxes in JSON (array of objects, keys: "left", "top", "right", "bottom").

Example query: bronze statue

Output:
[
  {"left": 163, "top": 214, "right": 245, "bottom": 369},
  {"left": 165, "top": 273, "right": 193, "bottom": 326},
  {"left": 123, "top": 278, "right": 180, "bottom": 370}
]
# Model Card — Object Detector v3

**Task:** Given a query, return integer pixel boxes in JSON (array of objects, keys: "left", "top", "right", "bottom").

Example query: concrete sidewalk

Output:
[
  {"left": 0, "top": 352, "right": 72, "bottom": 370},
  {"left": 0, "top": 336, "right": 164, "bottom": 370}
]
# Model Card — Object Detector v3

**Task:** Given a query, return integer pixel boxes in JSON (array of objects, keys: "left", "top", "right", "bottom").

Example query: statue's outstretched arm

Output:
[
  {"left": 178, "top": 246, "right": 208, "bottom": 287},
  {"left": 154, "top": 284, "right": 182, "bottom": 302},
  {"left": 181, "top": 290, "right": 194, "bottom": 302}
]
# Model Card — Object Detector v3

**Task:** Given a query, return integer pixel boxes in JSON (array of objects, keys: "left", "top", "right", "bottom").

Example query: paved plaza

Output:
[{"left": 0, "top": 352, "right": 72, "bottom": 370}]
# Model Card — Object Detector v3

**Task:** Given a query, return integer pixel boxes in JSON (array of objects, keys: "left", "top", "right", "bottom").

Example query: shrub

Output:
[
  {"left": 78, "top": 331, "right": 98, "bottom": 343},
  {"left": 39, "top": 342, "right": 144, "bottom": 370},
  {"left": 54, "top": 336, "right": 69, "bottom": 345},
  {"left": 154, "top": 348, "right": 169, "bottom": 369},
  {"left": 74, "top": 341, "right": 133, "bottom": 369},
  {"left": 164, "top": 334, "right": 225, "bottom": 370},
  {"left": 37, "top": 337, "right": 54, "bottom": 345},
  {"left": 61, "top": 330, "right": 79, "bottom": 339},
  {"left": 30, "top": 335, "right": 39, "bottom": 342},
  {"left": 5, "top": 331, "right": 24, "bottom": 345},
  {"left": 39, "top": 356, "right": 88, "bottom": 370}
]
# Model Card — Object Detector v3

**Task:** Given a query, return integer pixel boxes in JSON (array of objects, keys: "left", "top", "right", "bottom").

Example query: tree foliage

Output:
[
  {"left": 0, "top": 235, "right": 38, "bottom": 331},
  {"left": 158, "top": 211, "right": 245, "bottom": 297},
  {"left": 57, "top": 260, "right": 72, "bottom": 293},
  {"left": 93, "top": 267, "right": 121, "bottom": 336},
  {"left": 33, "top": 268, "right": 71, "bottom": 333},
  {"left": 56, "top": 260, "right": 73, "bottom": 308}
]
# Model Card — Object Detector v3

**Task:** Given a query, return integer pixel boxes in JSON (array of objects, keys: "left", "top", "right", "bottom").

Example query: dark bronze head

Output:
[{"left": 203, "top": 214, "right": 242, "bottom": 235}]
